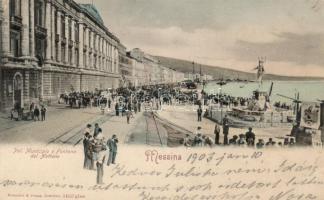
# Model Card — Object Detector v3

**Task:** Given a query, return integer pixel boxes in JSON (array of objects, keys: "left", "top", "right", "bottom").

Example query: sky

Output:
[{"left": 75, "top": 0, "right": 324, "bottom": 77}]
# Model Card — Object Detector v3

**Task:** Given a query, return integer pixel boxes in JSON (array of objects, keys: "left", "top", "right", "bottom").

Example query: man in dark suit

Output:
[
  {"left": 93, "top": 123, "right": 100, "bottom": 138},
  {"left": 115, "top": 103, "right": 119, "bottom": 116},
  {"left": 222, "top": 115, "right": 229, "bottom": 145},
  {"left": 107, "top": 134, "right": 118, "bottom": 166},
  {"left": 34, "top": 106, "right": 40, "bottom": 121},
  {"left": 245, "top": 127, "right": 255, "bottom": 146},
  {"left": 41, "top": 105, "right": 47, "bottom": 121},
  {"left": 197, "top": 106, "right": 203, "bottom": 121},
  {"left": 214, "top": 124, "right": 221, "bottom": 145}
]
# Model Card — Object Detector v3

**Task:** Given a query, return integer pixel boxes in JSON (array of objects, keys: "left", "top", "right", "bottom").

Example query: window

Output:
[
  {"left": 89, "top": 32, "right": 91, "bottom": 47},
  {"left": 55, "top": 43, "right": 59, "bottom": 61},
  {"left": 75, "top": 49, "right": 79, "bottom": 66},
  {"left": 68, "top": 47, "right": 72, "bottom": 64},
  {"left": 68, "top": 19, "right": 72, "bottom": 40},
  {"left": 9, "top": 0, "right": 21, "bottom": 17},
  {"left": 61, "top": 16, "right": 65, "bottom": 37},
  {"left": 75, "top": 23, "right": 79, "bottom": 42},
  {"left": 10, "top": 31, "right": 21, "bottom": 57},
  {"left": 35, "top": 0, "right": 44, "bottom": 27},
  {"left": 83, "top": 28, "right": 86, "bottom": 46},
  {"left": 93, "top": 35, "right": 96, "bottom": 50},
  {"left": 61, "top": 46, "right": 65, "bottom": 62},
  {"left": 88, "top": 54, "right": 92, "bottom": 68},
  {"left": 83, "top": 52, "right": 86, "bottom": 67},
  {"left": 35, "top": 38, "right": 45, "bottom": 59},
  {"left": 54, "top": 12, "right": 58, "bottom": 34}
]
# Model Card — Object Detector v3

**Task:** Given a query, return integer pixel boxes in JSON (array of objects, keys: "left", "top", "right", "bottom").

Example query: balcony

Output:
[
  {"left": 35, "top": 25, "right": 47, "bottom": 38},
  {"left": 61, "top": 37, "right": 67, "bottom": 45},
  {"left": 68, "top": 39, "right": 73, "bottom": 47},
  {"left": 55, "top": 34, "right": 60, "bottom": 42},
  {"left": 10, "top": 15, "right": 22, "bottom": 29}
]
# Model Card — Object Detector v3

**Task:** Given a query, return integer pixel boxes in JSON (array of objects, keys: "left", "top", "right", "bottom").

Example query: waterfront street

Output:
[
  {"left": 0, "top": 101, "right": 173, "bottom": 146},
  {"left": 0, "top": 101, "right": 292, "bottom": 146},
  {"left": 0, "top": 103, "right": 141, "bottom": 145},
  {"left": 159, "top": 104, "right": 292, "bottom": 144}
]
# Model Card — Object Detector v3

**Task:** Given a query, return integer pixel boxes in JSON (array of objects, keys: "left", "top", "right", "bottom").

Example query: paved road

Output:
[{"left": 0, "top": 103, "right": 196, "bottom": 146}]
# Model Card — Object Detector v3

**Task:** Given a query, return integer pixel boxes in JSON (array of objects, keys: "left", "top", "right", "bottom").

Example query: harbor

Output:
[{"left": 1, "top": 76, "right": 323, "bottom": 148}]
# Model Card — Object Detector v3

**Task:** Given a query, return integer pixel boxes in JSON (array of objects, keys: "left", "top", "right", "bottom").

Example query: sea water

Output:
[{"left": 205, "top": 81, "right": 324, "bottom": 104}]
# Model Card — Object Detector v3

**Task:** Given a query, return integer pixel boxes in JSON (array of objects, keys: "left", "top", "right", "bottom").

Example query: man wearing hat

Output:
[
  {"left": 196, "top": 126, "right": 203, "bottom": 135},
  {"left": 266, "top": 138, "right": 276, "bottom": 146},
  {"left": 84, "top": 124, "right": 92, "bottom": 135},
  {"left": 256, "top": 139, "right": 265, "bottom": 149},
  {"left": 107, "top": 134, "right": 118, "bottom": 166},
  {"left": 214, "top": 123, "right": 221, "bottom": 145},
  {"left": 96, "top": 140, "right": 107, "bottom": 184},
  {"left": 222, "top": 115, "right": 230, "bottom": 145},
  {"left": 183, "top": 134, "right": 191, "bottom": 147},
  {"left": 245, "top": 127, "right": 255, "bottom": 146},
  {"left": 197, "top": 106, "right": 203, "bottom": 122},
  {"left": 93, "top": 123, "right": 100, "bottom": 138}
]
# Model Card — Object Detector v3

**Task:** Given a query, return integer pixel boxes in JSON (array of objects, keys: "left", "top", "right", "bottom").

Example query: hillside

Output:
[{"left": 155, "top": 56, "right": 324, "bottom": 81}]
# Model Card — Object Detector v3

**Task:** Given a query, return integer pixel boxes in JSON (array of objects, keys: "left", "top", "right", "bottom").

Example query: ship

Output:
[{"left": 206, "top": 58, "right": 295, "bottom": 128}]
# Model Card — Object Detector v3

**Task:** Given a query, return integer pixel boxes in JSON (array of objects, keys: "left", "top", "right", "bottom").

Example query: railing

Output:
[
  {"left": 35, "top": 25, "right": 47, "bottom": 36},
  {"left": 55, "top": 34, "right": 60, "bottom": 42},
  {"left": 68, "top": 39, "right": 73, "bottom": 47},
  {"left": 62, "top": 37, "right": 67, "bottom": 44},
  {"left": 10, "top": 15, "right": 22, "bottom": 25},
  {"left": 8, "top": 56, "right": 23, "bottom": 63}
]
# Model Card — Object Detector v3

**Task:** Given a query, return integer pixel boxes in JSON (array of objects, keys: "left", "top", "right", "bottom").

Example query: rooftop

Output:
[{"left": 79, "top": 4, "right": 104, "bottom": 25}]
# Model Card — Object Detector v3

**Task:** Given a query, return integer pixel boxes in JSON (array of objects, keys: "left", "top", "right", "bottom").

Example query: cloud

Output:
[
  {"left": 74, "top": 0, "right": 324, "bottom": 76},
  {"left": 233, "top": 32, "right": 324, "bottom": 66}
]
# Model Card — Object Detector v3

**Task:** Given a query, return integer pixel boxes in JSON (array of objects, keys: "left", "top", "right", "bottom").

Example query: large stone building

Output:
[
  {"left": 0, "top": 0, "right": 120, "bottom": 111},
  {"left": 118, "top": 43, "right": 134, "bottom": 88}
]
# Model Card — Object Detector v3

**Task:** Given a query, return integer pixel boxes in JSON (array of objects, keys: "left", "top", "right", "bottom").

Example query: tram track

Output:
[
  {"left": 143, "top": 111, "right": 163, "bottom": 146},
  {"left": 47, "top": 112, "right": 115, "bottom": 146},
  {"left": 142, "top": 104, "right": 193, "bottom": 147}
]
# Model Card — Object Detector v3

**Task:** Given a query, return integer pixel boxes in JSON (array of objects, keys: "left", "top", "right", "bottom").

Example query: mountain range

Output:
[{"left": 155, "top": 56, "right": 324, "bottom": 81}]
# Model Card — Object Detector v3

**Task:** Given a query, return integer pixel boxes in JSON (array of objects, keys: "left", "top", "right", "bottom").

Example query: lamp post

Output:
[{"left": 219, "top": 87, "right": 223, "bottom": 122}]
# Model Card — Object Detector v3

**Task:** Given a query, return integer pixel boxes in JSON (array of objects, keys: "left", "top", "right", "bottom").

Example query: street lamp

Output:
[{"left": 218, "top": 87, "right": 223, "bottom": 122}]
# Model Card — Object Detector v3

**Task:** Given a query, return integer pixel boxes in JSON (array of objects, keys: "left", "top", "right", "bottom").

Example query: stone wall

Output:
[
  {"left": 45, "top": 71, "right": 118, "bottom": 99},
  {"left": 0, "top": 69, "right": 31, "bottom": 111},
  {"left": 0, "top": 68, "right": 120, "bottom": 112}
]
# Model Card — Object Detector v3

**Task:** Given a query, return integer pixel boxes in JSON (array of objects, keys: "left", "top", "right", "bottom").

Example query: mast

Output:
[{"left": 192, "top": 61, "right": 195, "bottom": 81}]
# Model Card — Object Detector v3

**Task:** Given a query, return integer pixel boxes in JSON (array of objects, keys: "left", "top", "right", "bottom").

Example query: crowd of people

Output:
[
  {"left": 10, "top": 102, "right": 47, "bottom": 122},
  {"left": 183, "top": 114, "right": 297, "bottom": 148},
  {"left": 82, "top": 123, "right": 119, "bottom": 185},
  {"left": 59, "top": 90, "right": 112, "bottom": 109},
  {"left": 273, "top": 101, "right": 292, "bottom": 110}
]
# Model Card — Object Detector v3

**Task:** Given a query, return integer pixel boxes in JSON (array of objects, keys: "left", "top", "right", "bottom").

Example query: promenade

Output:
[
  {"left": 0, "top": 103, "right": 141, "bottom": 145},
  {"left": 0, "top": 101, "right": 292, "bottom": 145},
  {"left": 158, "top": 104, "right": 292, "bottom": 143}
]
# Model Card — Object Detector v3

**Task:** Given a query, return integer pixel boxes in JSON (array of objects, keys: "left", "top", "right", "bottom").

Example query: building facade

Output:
[
  {"left": 0, "top": 0, "right": 120, "bottom": 111},
  {"left": 118, "top": 43, "right": 134, "bottom": 88}
]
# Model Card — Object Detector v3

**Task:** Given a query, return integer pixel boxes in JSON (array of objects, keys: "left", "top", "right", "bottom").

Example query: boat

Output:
[{"left": 206, "top": 58, "right": 295, "bottom": 128}]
